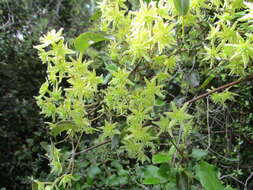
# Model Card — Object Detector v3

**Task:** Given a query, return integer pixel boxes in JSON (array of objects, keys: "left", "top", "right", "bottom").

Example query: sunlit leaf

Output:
[
  {"left": 143, "top": 177, "right": 161, "bottom": 185},
  {"left": 51, "top": 121, "right": 77, "bottom": 137},
  {"left": 190, "top": 149, "right": 208, "bottom": 160},
  {"left": 196, "top": 161, "right": 224, "bottom": 190},
  {"left": 88, "top": 165, "right": 101, "bottom": 178},
  {"left": 173, "top": 0, "right": 190, "bottom": 16},
  {"left": 185, "top": 71, "right": 200, "bottom": 88},
  {"left": 152, "top": 153, "right": 171, "bottom": 164},
  {"left": 74, "top": 32, "right": 113, "bottom": 52},
  {"left": 142, "top": 165, "right": 168, "bottom": 184}
]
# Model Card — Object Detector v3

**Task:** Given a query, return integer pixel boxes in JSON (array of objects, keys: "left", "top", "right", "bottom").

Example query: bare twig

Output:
[{"left": 219, "top": 174, "right": 244, "bottom": 186}]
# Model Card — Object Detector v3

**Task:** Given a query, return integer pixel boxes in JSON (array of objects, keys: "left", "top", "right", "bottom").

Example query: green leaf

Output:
[
  {"left": 90, "top": 10, "right": 102, "bottom": 21},
  {"left": 51, "top": 121, "right": 77, "bottom": 137},
  {"left": 106, "top": 64, "right": 118, "bottom": 72},
  {"left": 102, "top": 73, "right": 112, "bottom": 85},
  {"left": 40, "top": 141, "right": 50, "bottom": 152},
  {"left": 32, "top": 182, "right": 38, "bottom": 190},
  {"left": 87, "top": 165, "right": 101, "bottom": 178},
  {"left": 225, "top": 185, "right": 236, "bottom": 190},
  {"left": 199, "top": 74, "right": 215, "bottom": 90},
  {"left": 211, "top": 91, "right": 237, "bottom": 107},
  {"left": 165, "top": 182, "right": 177, "bottom": 189},
  {"left": 142, "top": 165, "right": 168, "bottom": 184},
  {"left": 152, "top": 153, "right": 171, "bottom": 164},
  {"left": 144, "top": 165, "right": 160, "bottom": 178},
  {"left": 143, "top": 177, "right": 161, "bottom": 185},
  {"left": 185, "top": 71, "right": 200, "bottom": 88},
  {"left": 190, "top": 149, "right": 208, "bottom": 160},
  {"left": 111, "top": 160, "right": 122, "bottom": 170},
  {"left": 33, "top": 180, "right": 45, "bottom": 190},
  {"left": 158, "top": 163, "right": 171, "bottom": 178},
  {"left": 173, "top": 0, "right": 190, "bottom": 16},
  {"left": 166, "top": 102, "right": 192, "bottom": 126},
  {"left": 196, "top": 161, "right": 225, "bottom": 190},
  {"left": 118, "top": 169, "right": 129, "bottom": 176},
  {"left": 155, "top": 98, "right": 165, "bottom": 106},
  {"left": 106, "top": 175, "right": 128, "bottom": 186},
  {"left": 74, "top": 32, "right": 112, "bottom": 52},
  {"left": 111, "top": 134, "right": 120, "bottom": 150}
]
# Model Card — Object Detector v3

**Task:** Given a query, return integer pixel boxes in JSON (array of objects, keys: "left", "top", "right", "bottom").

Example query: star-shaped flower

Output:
[{"left": 34, "top": 28, "right": 64, "bottom": 49}]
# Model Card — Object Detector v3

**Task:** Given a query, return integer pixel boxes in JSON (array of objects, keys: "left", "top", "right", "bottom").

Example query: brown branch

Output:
[
  {"left": 186, "top": 75, "right": 253, "bottom": 105},
  {"left": 74, "top": 139, "right": 111, "bottom": 156}
]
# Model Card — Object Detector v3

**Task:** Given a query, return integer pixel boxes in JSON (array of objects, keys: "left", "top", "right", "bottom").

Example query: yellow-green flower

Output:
[{"left": 34, "top": 28, "right": 64, "bottom": 49}]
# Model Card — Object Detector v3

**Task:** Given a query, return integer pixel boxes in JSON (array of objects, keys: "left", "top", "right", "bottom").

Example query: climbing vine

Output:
[{"left": 33, "top": 0, "right": 253, "bottom": 189}]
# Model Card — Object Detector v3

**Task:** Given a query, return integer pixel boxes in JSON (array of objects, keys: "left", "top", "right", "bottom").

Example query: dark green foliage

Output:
[
  {"left": 0, "top": 0, "right": 93, "bottom": 189},
  {"left": 0, "top": 2, "right": 47, "bottom": 187}
]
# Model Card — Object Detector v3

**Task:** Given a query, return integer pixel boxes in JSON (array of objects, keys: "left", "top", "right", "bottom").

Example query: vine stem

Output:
[{"left": 186, "top": 75, "right": 253, "bottom": 105}]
